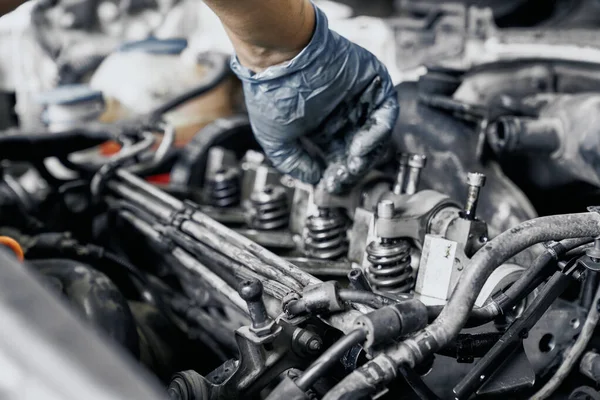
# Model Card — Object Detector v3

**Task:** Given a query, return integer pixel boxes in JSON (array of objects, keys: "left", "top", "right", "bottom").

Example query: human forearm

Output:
[
  {"left": 0, "top": 0, "right": 26, "bottom": 16},
  {"left": 203, "top": 0, "right": 315, "bottom": 71}
]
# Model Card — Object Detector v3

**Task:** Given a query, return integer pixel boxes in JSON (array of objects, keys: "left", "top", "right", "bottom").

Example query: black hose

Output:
[
  {"left": 426, "top": 303, "right": 497, "bottom": 326},
  {"left": 149, "top": 60, "right": 232, "bottom": 119},
  {"left": 323, "top": 212, "right": 600, "bottom": 400},
  {"left": 0, "top": 128, "right": 112, "bottom": 160},
  {"left": 436, "top": 333, "right": 502, "bottom": 360},
  {"left": 296, "top": 329, "right": 367, "bottom": 391}
]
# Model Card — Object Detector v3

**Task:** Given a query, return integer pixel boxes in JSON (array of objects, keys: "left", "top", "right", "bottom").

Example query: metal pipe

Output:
[
  {"left": 108, "top": 181, "right": 173, "bottom": 221},
  {"left": 189, "top": 213, "right": 319, "bottom": 287},
  {"left": 180, "top": 221, "right": 305, "bottom": 293},
  {"left": 168, "top": 228, "right": 291, "bottom": 300},
  {"left": 171, "top": 247, "right": 248, "bottom": 314},
  {"left": 115, "top": 169, "right": 318, "bottom": 288},
  {"left": 118, "top": 209, "right": 247, "bottom": 313},
  {"left": 116, "top": 168, "right": 184, "bottom": 210}
]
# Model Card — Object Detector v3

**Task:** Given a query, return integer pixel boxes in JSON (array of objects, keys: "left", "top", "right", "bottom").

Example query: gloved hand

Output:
[{"left": 230, "top": 4, "right": 399, "bottom": 193}]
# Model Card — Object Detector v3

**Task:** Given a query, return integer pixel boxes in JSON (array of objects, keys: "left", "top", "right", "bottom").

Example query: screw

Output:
[
  {"left": 393, "top": 153, "right": 410, "bottom": 195},
  {"left": 464, "top": 172, "right": 486, "bottom": 220},
  {"left": 377, "top": 200, "right": 395, "bottom": 219},
  {"left": 239, "top": 279, "right": 270, "bottom": 330},
  {"left": 404, "top": 154, "right": 427, "bottom": 195}
]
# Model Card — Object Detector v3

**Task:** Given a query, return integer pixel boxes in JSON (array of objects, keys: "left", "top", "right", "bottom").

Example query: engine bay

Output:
[{"left": 4, "top": 1, "right": 600, "bottom": 400}]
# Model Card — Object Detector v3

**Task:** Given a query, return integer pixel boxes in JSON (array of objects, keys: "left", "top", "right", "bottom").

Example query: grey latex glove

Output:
[{"left": 230, "top": 4, "right": 399, "bottom": 194}]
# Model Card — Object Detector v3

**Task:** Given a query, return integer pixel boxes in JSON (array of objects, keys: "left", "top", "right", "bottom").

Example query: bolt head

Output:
[
  {"left": 377, "top": 200, "right": 395, "bottom": 219},
  {"left": 408, "top": 154, "right": 427, "bottom": 168},
  {"left": 467, "top": 172, "right": 486, "bottom": 187},
  {"left": 239, "top": 280, "right": 263, "bottom": 301}
]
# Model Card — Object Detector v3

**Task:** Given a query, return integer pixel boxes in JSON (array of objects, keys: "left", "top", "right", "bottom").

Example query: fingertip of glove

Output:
[
  {"left": 347, "top": 156, "right": 370, "bottom": 176},
  {"left": 321, "top": 163, "right": 351, "bottom": 194}
]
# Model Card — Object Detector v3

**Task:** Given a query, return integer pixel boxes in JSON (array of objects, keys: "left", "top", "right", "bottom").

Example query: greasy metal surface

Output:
[{"left": 523, "top": 300, "right": 586, "bottom": 375}]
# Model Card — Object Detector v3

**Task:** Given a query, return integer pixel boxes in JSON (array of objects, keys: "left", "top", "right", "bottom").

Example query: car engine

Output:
[{"left": 4, "top": 1, "right": 600, "bottom": 400}]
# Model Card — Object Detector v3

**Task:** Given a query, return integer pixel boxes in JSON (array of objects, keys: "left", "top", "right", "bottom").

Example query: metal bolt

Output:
[
  {"left": 308, "top": 338, "right": 322, "bottom": 352},
  {"left": 292, "top": 328, "right": 323, "bottom": 356},
  {"left": 464, "top": 172, "right": 486, "bottom": 220},
  {"left": 587, "top": 237, "right": 600, "bottom": 263},
  {"left": 393, "top": 153, "right": 410, "bottom": 195},
  {"left": 239, "top": 279, "right": 271, "bottom": 330},
  {"left": 404, "top": 154, "right": 427, "bottom": 195},
  {"left": 377, "top": 200, "right": 395, "bottom": 219}
]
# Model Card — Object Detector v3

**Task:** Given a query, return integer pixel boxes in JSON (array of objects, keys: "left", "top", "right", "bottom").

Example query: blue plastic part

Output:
[
  {"left": 230, "top": 4, "right": 399, "bottom": 193},
  {"left": 117, "top": 37, "right": 189, "bottom": 55}
]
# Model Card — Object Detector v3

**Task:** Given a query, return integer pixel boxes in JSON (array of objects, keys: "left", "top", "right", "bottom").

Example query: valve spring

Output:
[
  {"left": 304, "top": 208, "right": 349, "bottom": 260},
  {"left": 248, "top": 185, "right": 289, "bottom": 230},
  {"left": 206, "top": 167, "right": 240, "bottom": 208},
  {"left": 367, "top": 238, "right": 414, "bottom": 294}
]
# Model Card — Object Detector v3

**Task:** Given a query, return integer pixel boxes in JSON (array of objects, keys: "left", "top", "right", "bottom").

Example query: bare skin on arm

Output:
[
  {"left": 202, "top": 0, "right": 316, "bottom": 72},
  {"left": 0, "top": 0, "right": 27, "bottom": 16}
]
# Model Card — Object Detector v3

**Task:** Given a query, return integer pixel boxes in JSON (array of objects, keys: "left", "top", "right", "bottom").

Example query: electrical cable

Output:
[{"left": 149, "top": 60, "right": 232, "bottom": 119}]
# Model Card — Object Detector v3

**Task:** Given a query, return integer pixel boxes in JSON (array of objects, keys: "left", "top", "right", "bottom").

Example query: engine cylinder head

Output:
[
  {"left": 206, "top": 167, "right": 240, "bottom": 208},
  {"left": 366, "top": 238, "right": 414, "bottom": 295},
  {"left": 247, "top": 185, "right": 289, "bottom": 230},
  {"left": 304, "top": 208, "right": 349, "bottom": 260}
]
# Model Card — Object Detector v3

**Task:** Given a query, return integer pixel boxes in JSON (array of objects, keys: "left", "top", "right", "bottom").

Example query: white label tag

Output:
[{"left": 417, "top": 236, "right": 457, "bottom": 303}]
